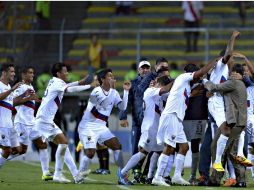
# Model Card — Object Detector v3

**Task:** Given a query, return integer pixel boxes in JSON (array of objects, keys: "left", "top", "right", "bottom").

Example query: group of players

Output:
[{"left": 0, "top": 30, "right": 254, "bottom": 187}]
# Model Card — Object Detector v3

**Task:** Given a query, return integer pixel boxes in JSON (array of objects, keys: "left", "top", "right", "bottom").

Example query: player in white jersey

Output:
[
  {"left": 77, "top": 68, "right": 131, "bottom": 185},
  {"left": 35, "top": 62, "right": 96, "bottom": 184},
  {"left": 0, "top": 63, "right": 22, "bottom": 169},
  {"left": 152, "top": 60, "right": 217, "bottom": 186},
  {"left": 119, "top": 76, "right": 173, "bottom": 185},
  {"left": 8, "top": 66, "right": 52, "bottom": 181},
  {"left": 208, "top": 31, "right": 241, "bottom": 172}
]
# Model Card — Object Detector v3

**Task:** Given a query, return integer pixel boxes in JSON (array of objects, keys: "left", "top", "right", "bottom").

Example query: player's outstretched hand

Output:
[
  {"left": 123, "top": 81, "right": 131, "bottom": 90},
  {"left": 79, "top": 74, "right": 94, "bottom": 85},
  {"left": 232, "top": 30, "right": 240, "bottom": 38}
]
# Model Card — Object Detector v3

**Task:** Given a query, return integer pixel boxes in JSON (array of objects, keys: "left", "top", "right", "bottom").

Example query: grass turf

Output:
[{"left": 0, "top": 161, "right": 253, "bottom": 190}]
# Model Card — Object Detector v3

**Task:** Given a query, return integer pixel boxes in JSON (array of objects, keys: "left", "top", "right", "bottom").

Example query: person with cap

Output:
[{"left": 119, "top": 59, "right": 151, "bottom": 183}]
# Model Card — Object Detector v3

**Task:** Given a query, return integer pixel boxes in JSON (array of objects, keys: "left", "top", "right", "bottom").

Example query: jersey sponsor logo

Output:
[
  {"left": 171, "top": 135, "right": 176, "bottom": 140},
  {"left": 23, "top": 101, "right": 36, "bottom": 110},
  {"left": 1, "top": 134, "right": 5, "bottom": 139},
  {"left": 90, "top": 106, "right": 108, "bottom": 122}
]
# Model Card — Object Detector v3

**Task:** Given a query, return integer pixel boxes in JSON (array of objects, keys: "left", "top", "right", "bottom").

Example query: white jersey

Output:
[
  {"left": 247, "top": 86, "right": 254, "bottom": 124},
  {"left": 78, "top": 101, "right": 94, "bottom": 128},
  {"left": 162, "top": 73, "right": 194, "bottom": 121},
  {"left": 141, "top": 87, "right": 161, "bottom": 133},
  {"left": 209, "top": 58, "right": 229, "bottom": 84},
  {"left": 81, "top": 86, "right": 125, "bottom": 127},
  {"left": 0, "top": 81, "right": 15, "bottom": 128},
  {"left": 36, "top": 77, "right": 68, "bottom": 124},
  {"left": 14, "top": 84, "right": 35, "bottom": 126}
]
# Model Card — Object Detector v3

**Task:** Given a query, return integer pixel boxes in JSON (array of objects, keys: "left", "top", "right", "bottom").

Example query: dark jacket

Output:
[{"left": 119, "top": 72, "right": 157, "bottom": 127}]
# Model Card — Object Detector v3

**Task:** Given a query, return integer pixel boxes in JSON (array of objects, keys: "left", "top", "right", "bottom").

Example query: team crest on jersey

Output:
[
  {"left": 146, "top": 139, "right": 150, "bottom": 143},
  {"left": 1, "top": 135, "right": 5, "bottom": 139},
  {"left": 171, "top": 135, "right": 176, "bottom": 140},
  {"left": 87, "top": 136, "right": 92, "bottom": 141},
  {"left": 20, "top": 132, "right": 23, "bottom": 136}
]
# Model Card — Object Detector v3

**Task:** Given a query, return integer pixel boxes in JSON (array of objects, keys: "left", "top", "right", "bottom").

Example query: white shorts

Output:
[
  {"left": 35, "top": 120, "right": 62, "bottom": 142},
  {"left": 157, "top": 113, "right": 187, "bottom": 148},
  {"left": 208, "top": 97, "right": 226, "bottom": 127},
  {"left": 138, "top": 130, "right": 163, "bottom": 152},
  {"left": 183, "top": 120, "right": 207, "bottom": 141},
  {"left": 15, "top": 123, "right": 41, "bottom": 145},
  {"left": 0, "top": 127, "right": 19, "bottom": 147},
  {"left": 78, "top": 125, "right": 115, "bottom": 149}
]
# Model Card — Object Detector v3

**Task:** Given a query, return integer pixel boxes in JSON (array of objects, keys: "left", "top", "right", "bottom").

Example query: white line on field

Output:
[{"left": 19, "top": 161, "right": 133, "bottom": 190}]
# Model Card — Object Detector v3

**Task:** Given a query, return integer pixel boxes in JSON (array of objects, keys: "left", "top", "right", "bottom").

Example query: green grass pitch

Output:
[{"left": 0, "top": 161, "right": 254, "bottom": 190}]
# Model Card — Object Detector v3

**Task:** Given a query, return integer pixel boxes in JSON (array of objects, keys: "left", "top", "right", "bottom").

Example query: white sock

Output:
[
  {"left": 250, "top": 154, "right": 254, "bottom": 178},
  {"left": 121, "top": 151, "right": 146, "bottom": 175},
  {"left": 114, "top": 149, "right": 124, "bottom": 169},
  {"left": 237, "top": 131, "right": 245, "bottom": 157},
  {"left": 154, "top": 153, "right": 169, "bottom": 179},
  {"left": 147, "top": 152, "right": 160, "bottom": 179},
  {"left": 39, "top": 149, "right": 50, "bottom": 175},
  {"left": 174, "top": 154, "right": 185, "bottom": 178},
  {"left": 0, "top": 154, "right": 7, "bottom": 169},
  {"left": 227, "top": 158, "right": 236, "bottom": 179},
  {"left": 79, "top": 155, "right": 91, "bottom": 172},
  {"left": 64, "top": 147, "right": 78, "bottom": 177},
  {"left": 54, "top": 144, "right": 67, "bottom": 177},
  {"left": 214, "top": 134, "right": 228, "bottom": 163},
  {"left": 191, "top": 152, "right": 199, "bottom": 178},
  {"left": 163, "top": 154, "right": 174, "bottom": 177}
]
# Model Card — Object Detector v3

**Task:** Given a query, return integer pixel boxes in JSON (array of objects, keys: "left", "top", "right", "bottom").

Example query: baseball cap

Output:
[{"left": 138, "top": 61, "right": 151, "bottom": 68}]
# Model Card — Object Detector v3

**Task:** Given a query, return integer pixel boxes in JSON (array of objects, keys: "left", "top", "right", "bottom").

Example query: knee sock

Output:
[
  {"left": 114, "top": 149, "right": 124, "bottom": 169},
  {"left": 39, "top": 149, "right": 50, "bottom": 175},
  {"left": 174, "top": 154, "right": 186, "bottom": 178},
  {"left": 64, "top": 147, "right": 78, "bottom": 177},
  {"left": 147, "top": 152, "right": 160, "bottom": 179},
  {"left": 54, "top": 144, "right": 67, "bottom": 176},
  {"left": 227, "top": 158, "right": 236, "bottom": 179},
  {"left": 79, "top": 154, "right": 91, "bottom": 172},
  {"left": 191, "top": 152, "right": 199, "bottom": 178},
  {"left": 214, "top": 134, "right": 228, "bottom": 163},
  {"left": 154, "top": 154, "right": 169, "bottom": 179},
  {"left": 0, "top": 154, "right": 7, "bottom": 169},
  {"left": 121, "top": 152, "right": 146, "bottom": 175},
  {"left": 163, "top": 154, "right": 174, "bottom": 177},
  {"left": 96, "top": 148, "right": 109, "bottom": 170},
  {"left": 237, "top": 131, "right": 245, "bottom": 157}
]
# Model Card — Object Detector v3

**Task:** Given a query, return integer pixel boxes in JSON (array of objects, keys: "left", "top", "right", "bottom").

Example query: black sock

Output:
[{"left": 96, "top": 148, "right": 109, "bottom": 170}]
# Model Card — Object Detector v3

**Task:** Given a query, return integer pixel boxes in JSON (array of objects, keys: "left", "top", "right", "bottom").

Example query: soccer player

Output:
[
  {"left": 120, "top": 76, "right": 173, "bottom": 185},
  {"left": 152, "top": 59, "right": 217, "bottom": 186},
  {"left": 0, "top": 63, "right": 22, "bottom": 169},
  {"left": 35, "top": 62, "right": 96, "bottom": 183},
  {"left": 77, "top": 68, "right": 131, "bottom": 185},
  {"left": 9, "top": 66, "right": 52, "bottom": 181}
]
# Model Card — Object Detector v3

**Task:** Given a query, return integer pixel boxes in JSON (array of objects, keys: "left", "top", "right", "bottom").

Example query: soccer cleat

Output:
[
  {"left": 152, "top": 177, "right": 170, "bottom": 186},
  {"left": 117, "top": 169, "right": 133, "bottom": 185},
  {"left": 232, "top": 155, "right": 254, "bottom": 167},
  {"left": 42, "top": 172, "right": 53, "bottom": 181},
  {"left": 164, "top": 176, "right": 172, "bottom": 185},
  {"left": 76, "top": 141, "right": 83, "bottom": 152},
  {"left": 172, "top": 176, "right": 190, "bottom": 186},
  {"left": 212, "top": 163, "right": 225, "bottom": 172},
  {"left": 74, "top": 172, "right": 85, "bottom": 184},
  {"left": 223, "top": 178, "right": 237, "bottom": 187},
  {"left": 197, "top": 175, "right": 208, "bottom": 186},
  {"left": 131, "top": 169, "right": 142, "bottom": 184},
  {"left": 53, "top": 174, "right": 71, "bottom": 183},
  {"left": 92, "top": 168, "right": 110, "bottom": 175},
  {"left": 145, "top": 177, "right": 153, "bottom": 185},
  {"left": 189, "top": 176, "right": 198, "bottom": 185}
]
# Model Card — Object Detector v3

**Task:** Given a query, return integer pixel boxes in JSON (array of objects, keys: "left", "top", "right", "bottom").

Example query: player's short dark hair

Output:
[
  {"left": 184, "top": 63, "right": 200, "bottom": 73},
  {"left": 0, "top": 63, "right": 14, "bottom": 72},
  {"left": 97, "top": 68, "right": 112, "bottom": 85},
  {"left": 22, "top": 66, "right": 35, "bottom": 74},
  {"left": 51, "top": 62, "right": 67, "bottom": 77},
  {"left": 157, "top": 75, "right": 173, "bottom": 86},
  {"left": 232, "top": 63, "right": 244, "bottom": 76},
  {"left": 156, "top": 57, "right": 168, "bottom": 65}
]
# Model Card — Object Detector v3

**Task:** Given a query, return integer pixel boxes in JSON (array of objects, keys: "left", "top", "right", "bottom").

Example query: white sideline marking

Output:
[{"left": 19, "top": 161, "right": 133, "bottom": 190}]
